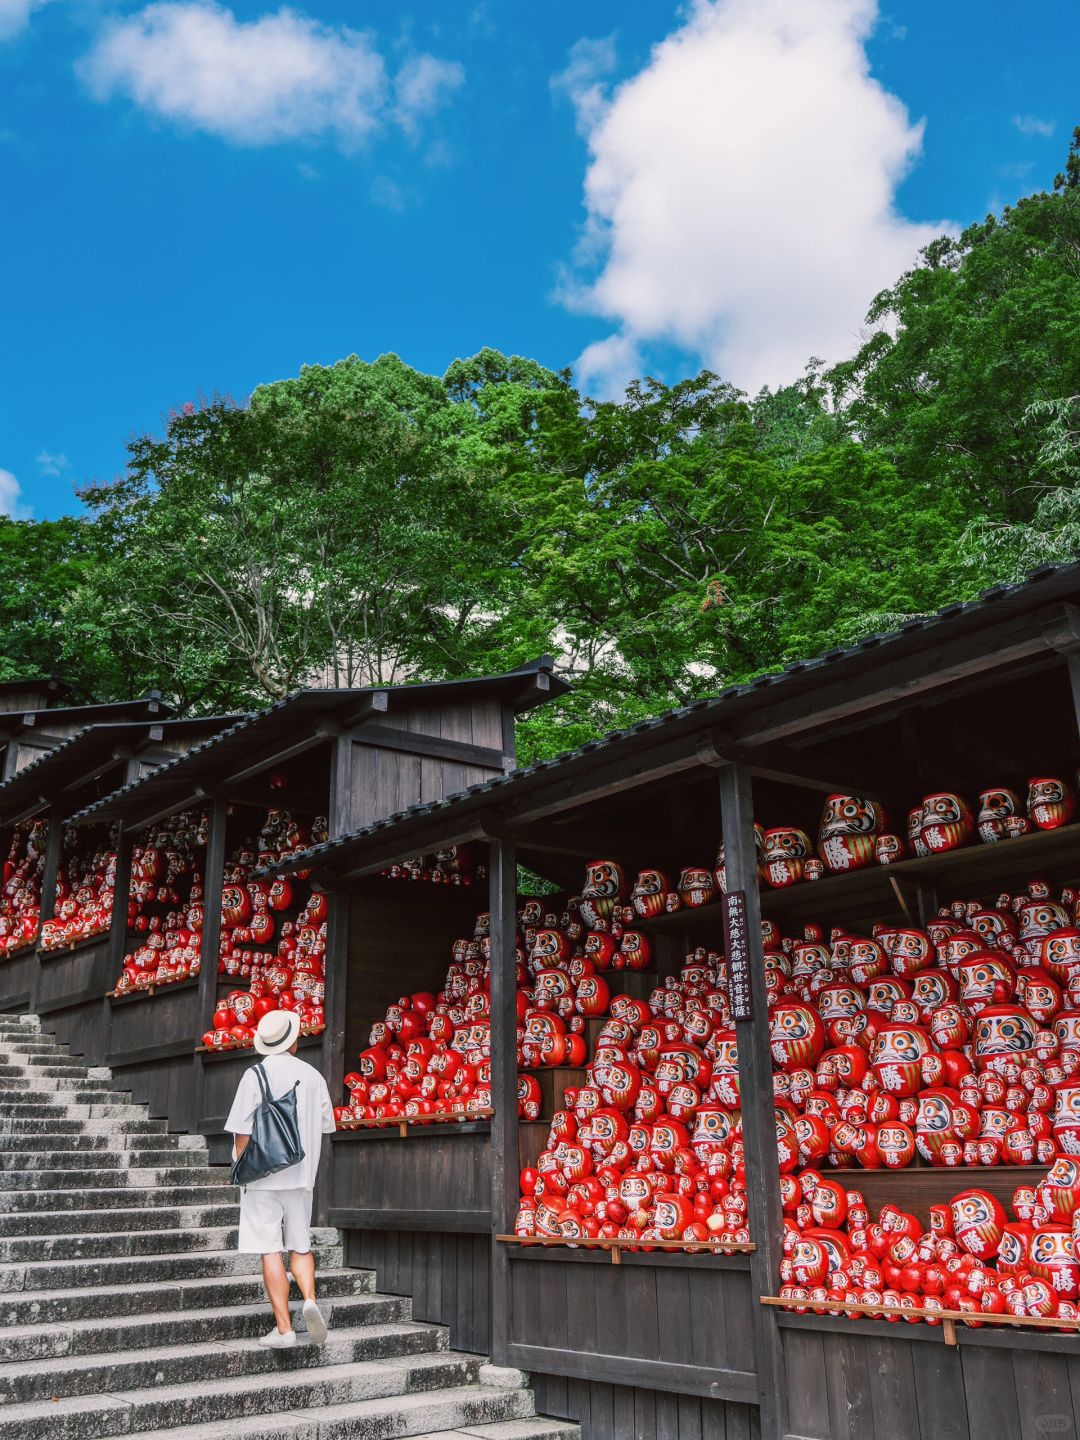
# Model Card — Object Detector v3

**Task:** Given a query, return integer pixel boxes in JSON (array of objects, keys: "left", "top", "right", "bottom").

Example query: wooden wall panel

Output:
[
  {"left": 505, "top": 1251, "right": 758, "bottom": 1407},
  {"left": 34, "top": 937, "right": 113, "bottom": 1017},
  {"left": 46, "top": 996, "right": 109, "bottom": 1069},
  {"left": 331, "top": 1129, "right": 491, "bottom": 1231},
  {"left": 345, "top": 887, "right": 484, "bottom": 1061},
  {"left": 107, "top": 986, "right": 203, "bottom": 1067},
  {"left": 529, "top": 1376, "right": 759, "bottom": 1440},
  {"left": 345, "top": 1227, "right": 492, "bottom": 1356},
  {"left": 780, "top": 1318, "right": 1080, "bottom": 1440},
  {"left": 0, "top": 948, "right": 38, "bottom": 1011}
]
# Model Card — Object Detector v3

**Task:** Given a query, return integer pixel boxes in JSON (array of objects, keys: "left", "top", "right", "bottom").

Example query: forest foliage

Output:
[{"left": 5, "top": 133, "right": 1080, "bottom": 761}]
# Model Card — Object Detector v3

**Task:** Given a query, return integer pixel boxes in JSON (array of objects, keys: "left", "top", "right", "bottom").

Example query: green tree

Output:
[{"left": 828, "top": 129, "right": 1080, "bottom": 521}]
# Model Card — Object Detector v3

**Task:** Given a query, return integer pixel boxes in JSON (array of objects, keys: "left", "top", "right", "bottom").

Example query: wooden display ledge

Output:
[
  {"left": 196, "top": 1031, "right": 325, "bottom": 1059},
  {"left": 0, "top": 940, "right": 39, "bottom": 963},
  {"left": 498, "top": 1233, "right": 755, "bottom": 1265},
  {"left": 108, "top": 975, "right": 201, "bottom": 1004},
  {"left": 762, "top": 1293, "right": 1080, "bottom": 1347},
  {"left": 336, "top": 1107, "right": 494, "bottom": 1138},
  {"left": 37, "top": 932, "right": 111, "bottom": 962},
  {"left": 333, "top": 1114, "right": 494, "bottom": 1140},
  {"left": 639, "top": 822, "right": 1080, "bottom": 934}
]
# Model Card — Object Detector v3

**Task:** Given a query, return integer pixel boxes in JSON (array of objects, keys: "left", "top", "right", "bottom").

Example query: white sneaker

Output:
[
  {"left": 259, "top": 1327, "right": 297, "bottom": 1349},
  {"left": 302, "top": 1298, "right": 329, "bottom": 1346}
]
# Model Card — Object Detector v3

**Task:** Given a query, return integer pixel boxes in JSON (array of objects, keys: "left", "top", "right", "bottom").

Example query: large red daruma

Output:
[
  {"left": 769, "top": 1003, "right": 826, "bottom": 1072},
  {"left": 870, "top": 1024, "right": 932, "bottom": 1098},
  {"left": 818, "top": 794, "right": 882, "bottom": 874}
]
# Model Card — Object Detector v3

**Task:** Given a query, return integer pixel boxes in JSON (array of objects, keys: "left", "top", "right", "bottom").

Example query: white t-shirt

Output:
[{"left": 224, "top": 1053, "right": 336, "bottom": 1192}]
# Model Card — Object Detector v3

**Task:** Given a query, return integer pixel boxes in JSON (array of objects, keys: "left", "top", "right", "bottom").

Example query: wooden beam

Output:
[
  {"left": 505, "top": 728, "right": 733, "bottom": 825},
  {"left": 38, "top": 810, "right": 63, "bottom": 925},
  {"left": 719, "top": 763, "right": 788, "bottom": 1440},
  {"left": 504, "top": 1344, "right": 759, "bottom": 1406},
  {"left": 219, "top": 722, "right": 341, "bottom": 788},
  {"left": 352, "top": 722, "right": 512, "bottom": 773},
  {"left": 499, "top": 818, "right": 654, "bottom": 867},
  {"left": 489, "top": 834, "right": 518, "bottom": 1368},
  {"left": 1044, "top": 602, "right": 1080, "bottom": 738},
  {"left": 738, "top": 607, "right": 1066, "bottom": 747}
]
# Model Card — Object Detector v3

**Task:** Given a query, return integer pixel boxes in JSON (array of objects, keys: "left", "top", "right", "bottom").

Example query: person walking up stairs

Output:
[{"left": 0, "top": 1012, "right": 578, "bottom": 1440}]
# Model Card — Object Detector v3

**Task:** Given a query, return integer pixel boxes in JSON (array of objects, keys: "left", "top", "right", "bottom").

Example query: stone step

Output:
[
  {"left": 0, "top": 1290, "right": 403, "bottom": 1364},
  {"left": 0, "top": 1243, "right": 346, "bottom": 1292},
  {"left": 0, "top": 1164, "right": 233, "bottom": 1190},
  {"left": 0, "top": 1148, "right": 208, "bottom": 1172},
  {"left": 0, "top": 1264, "right": 373, "bottom": 1325},
  {"left": 0, "top": 1350, "right": 484, "bottom": 1440},
  {"left": 0, "top": 1100, "right": 139, "bottom": 1117},
  {"left": 121, "top": 1387, "right": 547, "bottom": 1440},
  {"left": 0, "top": 1082, "right": 135, "bottom": 1100},
  {"left": 0, "top": 1223, "right": 338, "bottom": 1263},
  {"left": 0, "top": 1132, "right": 204, "bottom": 1154},
  {"left": 0, "top": 1118, "right": 167, "bottom": 1136},
  {"left": 0, "top": 1201, "right": 241, "bottom": 1237},
  {"left": 0, "top": 1183, "right": 238, "bottom": 1213},
  {"left": 0, "top": 1319, "right": 449, "bottom": 1403},
  {"left": 0, "top": 1076, "right": 128, "bottom": 1095},
  {"left": 0, "top": 1063, "right": 98, "bottom": 1079}
]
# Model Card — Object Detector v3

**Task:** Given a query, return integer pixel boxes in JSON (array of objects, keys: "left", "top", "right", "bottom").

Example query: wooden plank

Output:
[
  {"left": 781, "top": 1327, "right": 830, "bottom": 1438},
  {"left": 352, "top": 722, "right": 509, "bottom": 772},
  {"left": 623, "top": 1260, "right": 660, "bottom": 1363},
  {"left": 489, "top": 835, "right": 518, "bottom": 1366},
  {"left": 327, "top": 1208, "right": 490, "bottom": 1232},
  {"left": 676, "top": 1394, "right": 703, "bottom": 1440},
  {"left": 824, "top": 1333, "right": 873, "bottom": 1440},
  {"left": 536, "top": 1251, "right": 570, "bottom": 1348},
  {"left": 1010, "top": 1349, "right": 1077, "bottom": 1440},
  {"left": 961, "top": 1343, "right": 1022, "bottom": 1440},
  {"left": 865, "top": 1331, "right": 920, "bottom": 1440},
  {"left": 636, "top": 1385, "right": 658, "bottom": 1440},
  {"left": 719, "top": 763, "right": 784, "bottom": 1440},
  {"left": 504, "top": 1345, "right": 759, "bottom": 1405},
  {"left": 565, "top": 1380, "right": 593, "bottom": 1439},
  {"left": 612, "top": 1387, "right": 636, "bottom": 1440},
  {"left": 589, "top": 1382, "right": 614, "bottom": 1440}
]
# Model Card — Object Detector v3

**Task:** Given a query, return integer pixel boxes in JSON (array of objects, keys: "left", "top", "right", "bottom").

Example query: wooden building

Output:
[
  {"left": 247, "top": 561, "right": 1080, "bottom": 1440},
  {"left": 0, "top": 659, "right": 564, "bottom": 1162},
  {"left": 5, "top": 564, "right": 1080, "bottom": 1439}
]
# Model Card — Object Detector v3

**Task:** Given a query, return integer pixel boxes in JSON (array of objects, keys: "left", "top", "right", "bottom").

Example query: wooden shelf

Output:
[
  {"left": 109, "top": 974, "right": 200, "bottom": 1005},
  {"left": 499, "top": 1234, "right": 755, "bottom": 1264},
  {"left": 639, "top": 823, "right": 1080, "bottom": 936},
  {"left": 334, "top": 1111, "right": 494, "bottom": 1138},
  {"left": 37, "top": 931, "right": 111, "bottom": 962},
  {"left": 763, "top": 1294, "right": 1080, "bottom": 1345}
]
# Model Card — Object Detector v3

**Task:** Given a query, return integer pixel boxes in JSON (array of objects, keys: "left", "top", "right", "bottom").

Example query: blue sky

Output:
[{"left": 1, "top": 0, "right": 1073, "bottom": 520}]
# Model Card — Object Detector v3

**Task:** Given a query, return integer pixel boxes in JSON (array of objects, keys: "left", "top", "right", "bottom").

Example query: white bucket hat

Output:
[{"left": 253, "top": 1009, "right": 302, "bottom": 1056}]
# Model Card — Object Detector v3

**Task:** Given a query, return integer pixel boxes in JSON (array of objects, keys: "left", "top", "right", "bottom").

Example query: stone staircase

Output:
[{"left": 0, "top": 1013, "right": 577, "bottom": 1440}]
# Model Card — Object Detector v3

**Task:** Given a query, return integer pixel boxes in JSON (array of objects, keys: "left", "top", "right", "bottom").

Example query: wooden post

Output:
[
  {"left": 38, "top": 809, "right": 63, "bottom": 927},
  {"left": 316, "top": 733, "right": 361, "bottom": 1224},
  {"left": 488, "top": 834, "right": 517, "bottom": 1367},
  {"left": 718, "top": 763, "right": 788, "bottom": 1440},
  {"left": 192, "top": 799, "right": 228, "bottom": 1131},
  {"left": 98, "top": 820, "right": 135, "bottom": 1060}
]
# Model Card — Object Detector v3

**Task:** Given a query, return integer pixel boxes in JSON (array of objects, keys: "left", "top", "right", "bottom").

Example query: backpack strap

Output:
[{"left": 253, "top": 1063, "right": 271, "bottom": 1102}]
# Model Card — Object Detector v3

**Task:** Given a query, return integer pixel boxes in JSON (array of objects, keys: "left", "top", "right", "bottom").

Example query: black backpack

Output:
[{"left": 230, "top": 1063, "right": 305, "bottom": 1187}]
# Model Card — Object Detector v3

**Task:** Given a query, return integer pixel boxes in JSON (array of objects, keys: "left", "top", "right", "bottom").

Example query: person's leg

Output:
[
  {"left": 290, "top": 1249, "right": 316, "bottom": 1302},
  {"left": 261, "top": 1252, "right": 293, "bottom": 1334}
]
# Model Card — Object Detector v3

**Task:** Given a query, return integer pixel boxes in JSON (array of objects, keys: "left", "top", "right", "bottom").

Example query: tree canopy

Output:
[{"left": 6, "top": 131, "right": 1080, "bottom": 759}]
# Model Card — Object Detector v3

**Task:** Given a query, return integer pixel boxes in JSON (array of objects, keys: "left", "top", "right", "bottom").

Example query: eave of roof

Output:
[
  {"left": 67, "top": 657, "right": 566, "bottom": 828},
  {"left": 256, "top": 558, "right": 1080, "bottom": 881}
]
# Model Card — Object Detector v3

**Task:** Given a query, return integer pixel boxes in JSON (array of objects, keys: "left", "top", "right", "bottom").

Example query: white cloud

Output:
[
  {"left": 559, "top": 0, "right": 952, "bottom": 398},
  {"left": 0, "top": 470, "right": 27, "bottom": 519},
  {"left": 393, "top": 54, "right": 464, "bottom": 135},
  {"left": 1013, "top": 114, "right": 1055, "bottom": 139},
  {"left": 0, "top": 0, "right": 49, "bottom": 43},
  {"left": 35, "top": 449, "right": 69, "bottom": 477},
  {"left": 79, "top": 2, "right": 463, "bottom": 150},
  {"left": 551, "top": 35, "right": 617, "bottom": 138}
]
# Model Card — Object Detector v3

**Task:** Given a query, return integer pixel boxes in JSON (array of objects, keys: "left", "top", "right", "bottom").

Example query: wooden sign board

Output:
[{"left": 723, "top": 889, "right": 753, "bottom": 1021}]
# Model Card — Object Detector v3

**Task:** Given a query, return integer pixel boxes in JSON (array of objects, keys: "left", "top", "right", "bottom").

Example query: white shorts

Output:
[{"left": 237, "top": 1188, "right": 314, "bottom": 1255}]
